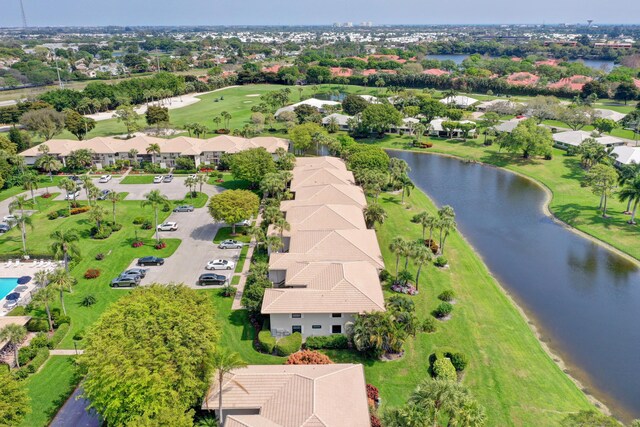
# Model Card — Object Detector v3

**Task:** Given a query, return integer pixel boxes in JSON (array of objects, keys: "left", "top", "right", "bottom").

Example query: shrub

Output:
[
  {"left": 258, "top": 330, "right": 276, "bottom": 354},
  {"left": 70, "top": 206, "right": 90, "bottom": 215},
  {"left": 110, "top": 223, "right": 123, "bottom": 232},
  {"left": 54, "top": 314, "right": 71, "bottom": 327},
  {"left": 132, "top": 216, "right": 145, "bottom": 225},
  {"left": 84, "top": 269, "right": 101, "bottom": 279},
  {"left": 95, "top": 253, "right": 105, "bottom": 261},
  {"left": 30, "top": 332, "right": 49, "bottom": 348},
  {"left": 132, "top": 240, "right": 144, "bottom": 248},
  {"left": 141, "top": 219, "right": 152, "bottom": 230},
  {"left": 92, "top": 225, "right": 112, "bottom": 239},
  {"left": 18, "top": 346, "right": 37, "bottom": 366},
  {"left": 305, "top": 334, "right": 349, "bottom": 350},
  {"left": 155, "top": 241, "right": 167, "bottom": 250},
  {"left": 26, "top": 318, "right": 48, "bottom": 332},
  {"left": 371, "top": 414, "right": 382, "bottom": 427},
  {"left": 286, "top": 350, "right": 333, "bottom": 365},
  {"left": 434, "top": 256, "right": 448, "bottom": 267},
  {"left": 421, "top": 317, "right": 438, "bottom": 333},
  {"left": 56, "top": 209, "right": 68, "bottom": 218},
  {"left": 28, "top": 347, "right": 49, "bottom": 373},
  {"left": 47, "top": 211, "right": 59, "bottom": 220},
  {"left": 81, "top": 295, "right": 97, "bottom": 307},
  {"left": 275, "top": 332, "right": 302, "bottom": 356},
  {"left": 425, "top": 239, "right": 439, "bottom": 254},
  {"left": 438, "top": 290, "right": 455, "bottom": 302},
  {"left": 219, "top": 284, "right": 236, "bottom": 297},
  {"left": 379, "top": 269, "right": 391, "bottom": 282},
  {"left": 366, "top": 383, "right": 380, "bottom": 401},
  {"left": 41, "top": 192, "right": 52, "bottom": 199},
  {"left": 50, "top": 323, "right": 70, "bottom": 347},
  {"left": 449, "top": 352, "right": 468, "bottom": 372},
  {"left": 434, "top": 302, "right": 453, "bottom": 318},
  {"left": 433, "top": 358, "right": 457, "bottom": 381}
]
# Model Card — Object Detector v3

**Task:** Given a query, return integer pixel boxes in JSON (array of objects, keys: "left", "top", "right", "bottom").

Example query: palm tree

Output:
[
  {"left": 453, "top": 396, "right": 487, "bottom": 427},
  {"left": 274, "top": 217, "right": 290, "bottom": 245},
  {"left": 0, "top": 324, "right": 27, "bottom": 368},
  {"left": 58, "top": 178, "right": 78, "bottom": 215},
  {"left": 409, "top": 378, "right": 465, "bottom": 427},
  {"left": 209, "top": 348, "right": 247, "bottom": 424},
  {"left": 220, "top": 111, "right": 232, "bottom": 129},
  {"left": 266, "top": 235, "right": 284, "bottom": 253},
  {"left": 87, "top": 184, "right": 100, "bottom": 207},
  {"left": 141, "top": 190, "right": 171, "bottom": 243},
  {"left": 89, "top": 205, "right": 106, "bottom": 229},
  {"left": 31, "top": 278, "right": 55, "bottom": 332},
  {"left": 108, "top": 191, "right": 122, "bottom": 224},
  {"left": 412, "top": 245, "right": 433, "bottom": 291},
  {"left": 363, "top": 203, "right": 387, "bottom": 229},
  {"left": 48, "top": 268, "right": 74, "bottom": 315},
  {"left": 184, "top": 176, "right": 196, "bottom": 198},
  {"left": 50, "top": 229, "right": 81, "bottom": 272},
  {"left": 248, "top": 225, "right": 266, "bottom": 251},
  {"left": 146, "top": 143, "right": 161, "bottom": 164},
  {"left": 398, "top": 174, "right": 414, "bottom": 204},
  {"left": 619, "top": 176, "right": 640, "bottom": 224},
  {"left": 9, "top": 196, "right": 32, "bottom": 255},
  {"left": 618, "top": 163, "right": 640, "bottom": 213},
  {"left": 22, "top": 171, "right": 39, "bottom": 204},
  {"left": 260, "top": 173, "right": 285, "bottom": 199},
  {"left": 128, "top": 149, "right": 139, "bottom": 167},
  {"left": 195, "top": 174, "right": 207, "bottom": 195},
  {"left": 36, "top": 154, "right": 62, "bottom": 190},
  {"left": 389, "top": 237, "right": 408, "bottom": 277},
  {"left": 437, "top": 206, "right": 456, "bottom": 253},
  {"left": 79, "top": 175, "right": 93, "bottom": 200},
  {"left": 212, "top": 116, "right": 222, "bottom": 130}
]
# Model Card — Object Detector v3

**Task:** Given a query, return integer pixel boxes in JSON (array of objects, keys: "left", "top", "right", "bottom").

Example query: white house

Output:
[
  {"left": 429, "top": 118, "right": 477, "bottom": 138},
  {"left": 553, "top": 130, "right": 625, "bottom": 149},
  {"left": 275, "top": 98, "right": 341, "bottom": 117},
  {"left": 439, "top": 95, "right": 479, "bottom": 108},
  {"left": 321, "top": 113, "right": 352, "bottom": 131},
  {"left": 594, "top": 109, "right": 627, "bottom": 122},
  {"left": 612, "top": 146, "right": 640, "bottom": 167}
]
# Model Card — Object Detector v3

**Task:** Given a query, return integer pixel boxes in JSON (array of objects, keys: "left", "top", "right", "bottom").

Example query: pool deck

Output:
[{"left": 0, "top": 259, "right": 62, "bottom": 316}]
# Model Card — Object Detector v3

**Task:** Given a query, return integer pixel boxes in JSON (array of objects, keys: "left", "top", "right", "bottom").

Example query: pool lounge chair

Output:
[{"left": 3, "top": 259, "right": 12, "bottom": 268}]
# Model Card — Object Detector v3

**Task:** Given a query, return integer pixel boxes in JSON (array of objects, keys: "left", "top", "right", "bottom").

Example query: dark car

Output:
[
  {"left": 137, "top": 256, "right": 165, "bottom": 266},
  {"left": 0, "top": 223, "right": 10, "bottom": 233},
  {"left": 97, "top": 189, "right": 111, "bottom": 200},
  {"left": 198, "top": 273, "right": 227, "bottom": 286},
  {"left": 110, "top": 277, "right": 138, "bottom": 288},
  {"left": 122, "top": 268, "right": 148, "bottom": 278}
]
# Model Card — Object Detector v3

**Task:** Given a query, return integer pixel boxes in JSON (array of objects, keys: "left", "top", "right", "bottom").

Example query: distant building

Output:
[{"left": 552, "top": 130, "right": 624, "bottom": 149}]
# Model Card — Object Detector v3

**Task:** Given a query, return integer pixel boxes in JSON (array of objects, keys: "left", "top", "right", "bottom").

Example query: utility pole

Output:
[{"left": 19, "top": 0, "right": 28, "bottom": 28}]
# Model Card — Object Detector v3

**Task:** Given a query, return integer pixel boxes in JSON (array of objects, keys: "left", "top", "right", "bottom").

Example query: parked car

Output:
[
  {"left": 234, "top": 219, "right": 251, "bottom": 227},
  {"left": 111, "top": 277, "right": 139, "bottom": 288},
  {"left": 97, "top": 189, "right": 111, "bottom": 200},
  {"left": 198, "top": 273, "right": 227, "bottom": 286},
  {"left": 218, "top": 239, "right": 243, "bottom": 249},
  {"left": 137, "top": 256, "right": 165, "bottom": 266},
  {"left": 118, "top": 272, "right": 142, "bottom": 283},
  {"left": 65, "top": 191, "right": 81, "bottom": 200},
  {"left": 122, "top": 267, "right": 148, "bottom": 278},
  {"left": 163, "top": 174, "right": 173, "bottom": 183},
  {"left": 157, "top": 221, "right": 178, "bottom": 231},
  {"left": 206, "top": 259, "right": 236, "bottom": 270},
  {"left": 0, "top": 223, "right": 10, "bottom": 233},
  {"left": 188, "top": 174, "right": 197, "bottom": 180},
  {"left": 98, "top": 174, "right": 112, "bottom": 183},
  {"left": 173, "top": 205, "right": 194, "bottom": 212},
  {"left": 153, "top": 176, "right": 163, "bottom": 184},
  {"left": 3, "top": 215, "right": 17, "bottom": 223}
]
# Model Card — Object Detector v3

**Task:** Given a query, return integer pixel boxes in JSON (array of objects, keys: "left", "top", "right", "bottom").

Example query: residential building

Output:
[
  {"left": 201, "top": 364, "right": 371, "bottom": 427},
  {"left": 594, "top": 109, "right": 626, "bottom": 122},
  {"left": 321, "top": 113, "right": 352, "bottom": 131},
  {"left": 275, "top": 98, "right": 341, "bottom": 117},
  {"left": 280, "top": 184, "right": 367, "bottom": 211},
  {"left": 429, "top": 118, "right": 477, "bottom": 138},
  {"left": 553, "top": 130, "right": 624, "bottom": 149},
  {"left": 439, "top": 95, "right": 478, "bottom": 108},
  {"left": 612, "top": 146, "right": 640, "bottom": 167}
]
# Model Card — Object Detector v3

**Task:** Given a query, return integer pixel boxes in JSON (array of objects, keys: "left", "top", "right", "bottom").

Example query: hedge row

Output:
[
  {"left": 305, "top": 334, "right": 349, "bottom": 350},
  {"left": 50, "top": 323, "right": 70, "bottom": 348},
  {"left": 275, "top": 332, "right": 302, "bottom": 356},
  {"left": 258, "top": 330, "right": 276, "bottom": 354}
]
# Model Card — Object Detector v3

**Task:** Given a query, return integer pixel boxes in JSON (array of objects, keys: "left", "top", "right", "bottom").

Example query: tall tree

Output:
[
  {"left": 48, "top": 268, "right": 75, "bottom": 315},
  {"left": 0, "top": 368, "right": 30, "bottom": 425},
  {"left": 228, "top": 148, "right": 276, "bottom": 189},
  {"left": 208, "top": 190, "right": 260, "bottom": 235},
  {"left": 389, "top": 237, "right": 408, "bottom": 277},
  {"left": 22, "top": 171, "right": 39, "bottom": 204},
  {"left": 141, "top": 190, "right": 171, "bottom": 243},
  {"left": 363, "top": 203, "right": 387, "bottom": 229},
  {"left": 64, "top": 109, "right": 96, "bottom": 140},
  {"left": 584, "top": 163, "right": 619, "bottom": 217},
  {"left": 113, "top": 105, "right": 142, "bottom": 138},
  {"left": 57, "top": 177, "right": 78, "bottom": 216},
  {"left": 31, "top": 271, "right": 54, "bottom": 332},
  {"left": 437, "top": 206, "right": 456, "bottom": 255},
  {"left": 412, "top": 245, "right": 433, "bottom": 291},
  {"left": 500, "top": 118, "right": 553, "bottom": 159},
  {"left": 146, "top": 143, "right": 161, "bottom": 164},
  {"left": 0, "top": 324, "right": 27, "bottom": 368},
  {"left": 107, "top": 191, "right": 122, "bottom": 224},
  {"left": 619, "top": 175, "right": 640, "bottom": 224},
  {"left": 20, "top": 108, "right": 65, "bottom": 140},
  {"left": 9, "top": 196, "right": 33, "bottom": 255},
  {"left": 209, "top": 348, "right": 247, "bottom": 424},
  {"left": 50, "top": 229, "right": 81, "bottom": 272}
]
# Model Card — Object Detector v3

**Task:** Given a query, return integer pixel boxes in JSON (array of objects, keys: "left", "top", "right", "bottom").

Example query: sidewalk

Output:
[
  {"left": 50, "top": 349, "right": 84, "bottom": 355},
  {"left": 231, "top": 213, "right": 262, "bottom": 310}
]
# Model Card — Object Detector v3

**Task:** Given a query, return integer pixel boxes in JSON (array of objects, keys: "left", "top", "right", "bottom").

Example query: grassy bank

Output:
[{"left": 365, "top": 135, "right": 640, "bottom": 262}]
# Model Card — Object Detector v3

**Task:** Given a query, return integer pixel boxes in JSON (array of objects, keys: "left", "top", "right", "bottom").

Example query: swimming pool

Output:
[{"left": 0, "top": 277, "right": 19, "bottom": 300}]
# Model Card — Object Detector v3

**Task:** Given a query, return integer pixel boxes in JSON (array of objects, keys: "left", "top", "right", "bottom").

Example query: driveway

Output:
[
  {"left": 55, "top": 176, "right": 221, "bottom": 201},
  {"left": 127, "top": 206, "right": 241, "bottom": 288}
]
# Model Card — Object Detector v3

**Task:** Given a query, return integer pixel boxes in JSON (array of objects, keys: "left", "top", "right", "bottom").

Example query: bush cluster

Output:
[
  {"left": 132, "top": 216, "right": 145, "bottom": 225},
  {"left": 275, "top": 332, "right": 302, "bottom": 356},
  {"left": 433, "top": 358, "right": 457, "bottom": 381},
  {"left": 434, "top": 256, "right": 448, "bottom": 267},
  {"left": 26, "top": 318, "right": 49, "bottom": 332},
  {"left": 438, "top": 290, "right": 455, "bottom": 302},
  {"left": 50, "top": 323, "right": 70, "bottom": 347},
  {"left": 286, "top": 350, "right": 333, "bottom": 365},
  {"left": 141, "top": 219, "right": 152, "bottom": 230},
  {"left": 47, "top": 211, "right": 59, "bottom": 220},
  {"left": 70, "top": 206, "right": 90, "bottom": 215},
  {"left": 132, "top": 240, "right": 144, "bottom": 248},
  {"left": 305, "top": 334, "right": 349, "bottom": 350},
  {"left": 84, "top": 269, "right": 101, "bottom": 279},
  {"left": 434, "top": 302, "right": 453, "bottom": 318},
  {"left": 434, "top": 348, "right": 468, "bottom": 373},
  {"left": 366, "top": 383, "right": 380, "bottom": 401},
  {"left": 421, "top": 317, "right": 438, "bottom": 333},
  {"left": 258, "top": 330, "right": 276, "bottom": 354},
  {"left": 155, "top": 241, "right": 167, "bottom": 250},
  {"left": 95, "top": 253, "right": 105, "bottom": 261}
]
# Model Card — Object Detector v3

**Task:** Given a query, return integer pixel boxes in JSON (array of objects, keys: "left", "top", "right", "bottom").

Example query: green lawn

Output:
[
  {"left": 0, "top": 175, "right": 64, "bottom": 203},
  {"left": 20, "top": 356, "right": 82, "bottom": 427},
  {"left": 365, "top": 134, "right": 640, "bottom": 262},
  {"left": 213, "top": 226, "right": 252, "bottom": 244},
  {"left": 234, "top": 245, "right": 249, "bottom": 273},
  {"left": 209, "top": 172, "right": 252, "bottom": 191},
  {"left": 362, "top": 187, "right": 591, "bottom": 425},
  {"left": 120, "top": 175, "right": 156, "bottom": 184},
  {"left": 173, "top": 191, "right": 208, "bottom": 208}
]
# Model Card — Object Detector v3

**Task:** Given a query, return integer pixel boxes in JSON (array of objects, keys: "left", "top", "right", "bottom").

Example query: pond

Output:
[
  {"left": 425, "top": 54, "right": 616, "bottom": 70},
  {"left": 389, "top": 150, "right": 640, "bottom": 421}
]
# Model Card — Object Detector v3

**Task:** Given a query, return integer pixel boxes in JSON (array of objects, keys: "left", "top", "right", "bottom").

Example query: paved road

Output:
[
  {"left": 127, "top": 206, "right": 241, "bottom": 288},
  {"left": 49, "top": 386, "right": 101, "bottom": 427}
]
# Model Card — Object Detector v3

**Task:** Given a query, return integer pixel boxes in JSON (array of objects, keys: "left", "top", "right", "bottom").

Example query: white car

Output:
[
  {"left": 65, "top": 191, "right": 81, "bottom": 200},
  {"left": 234, "top": 219, "right": 251, "bottom": 227},
  {"left": 153, "top": 176, "right": 163, "bottom": 184},
  {"left": 157, "top": 221, "right": 178, "bottom": 231},
  {"left": 3, "top": 215, "right": 17, "bottom": 223},
  {"left": 206, "top": 259, "right": 236, "bottom": 270},
  {"left": 98, "top": 174, "right": 112, "bottom": 183},
  {"left": 188, "top": 174, "right": 197, "bottom": 180}
]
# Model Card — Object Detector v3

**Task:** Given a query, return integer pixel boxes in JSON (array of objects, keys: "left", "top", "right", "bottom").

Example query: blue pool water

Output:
[{"left": 0, "top": 277, "right": 19, "bottom": 300}]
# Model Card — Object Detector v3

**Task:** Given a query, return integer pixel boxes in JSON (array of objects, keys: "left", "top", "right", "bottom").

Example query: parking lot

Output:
[
  {"left": 55, "top": 175, "right": 222, "bottom": 201},
  {"left": 121, "top": 206, "right": 242, "bottom": 288}
]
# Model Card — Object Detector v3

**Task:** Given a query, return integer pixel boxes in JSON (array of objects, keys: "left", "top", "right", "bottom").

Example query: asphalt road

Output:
[{"left": 49, "top": 386, "right": 100, "bottom": 427}]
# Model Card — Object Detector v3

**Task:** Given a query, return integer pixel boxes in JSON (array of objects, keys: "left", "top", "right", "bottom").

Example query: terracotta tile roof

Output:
[
  {"left": 202, "top": 364, "right": 371, "bottom": 427},
  {"left": 506, "top": 72, "right": 540, "bottom": 86},
  {"left": 634, "top": 78, "right": 640, "bottom": 90},
  {"left": 535, "top": 59, "right": 561, "bottom": 67},
  {"left": 422, "top": 68, "right": 450, "bottom": 76},
  {"left": 547, "top": 75, "right": 593, "bottom": 91},
  {"left": 329, "top": 67, "right": 353, "bottom": 77},
  {"left": 267, "top": 204, "right": 366, "bottom": 237},
  {"left": 290, "top": 168, "right": 355, "bottom": 190},
  {"left": 293, "top": 157, "right": 348, "bottom": 171},
  {"left": 281, "top": 184, "right": 366, "bottom": 211},
  {"left": 262, "top": 65, "right": 282, "bottom": 73}
]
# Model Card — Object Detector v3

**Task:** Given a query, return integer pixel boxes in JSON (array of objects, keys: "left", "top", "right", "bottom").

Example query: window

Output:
[
  {"left": 331, "top": 313, "right": 342, "bottom": 318},
  {"left": 332, "top": 325, "right": 342, "bottom": 334},
  {"left": 292, "top": 325, "right": 302, "bottom": 334},
  {"left": 312, "top": 325, "right": 322, "bottom": 329},
  {"left": 291, "top": 313, "right": 302, "bottom": 319}
]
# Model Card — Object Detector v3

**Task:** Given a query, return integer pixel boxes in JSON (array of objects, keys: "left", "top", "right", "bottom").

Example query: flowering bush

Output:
[
  {"left": 366, "top": 384, "right": 380, "bottom": 401},
  {"left": 70, "top": 206, "right": 90, "bottom": 215},
  {"left": 84, "top": 269, "right": 101, "bottom": 279},
  {"left": 155, "top": 241, "right": 167, "bottom": 250},
  {"left": 285, "top": 350, "right": 333, "bottom": 365},
  {"left": 41, "top": 193, "right": 52, "bottom": 199},
  {"left": 132, "top": 240, "right": 144, "bottom": 248},
  {"left": 391, "top": 283, "right": 418, "bottom": 295}
]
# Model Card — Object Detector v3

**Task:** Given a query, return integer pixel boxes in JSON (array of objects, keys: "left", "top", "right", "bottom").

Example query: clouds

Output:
[{"left": 1, "top": 0, "right": 638, "bottom": 27}]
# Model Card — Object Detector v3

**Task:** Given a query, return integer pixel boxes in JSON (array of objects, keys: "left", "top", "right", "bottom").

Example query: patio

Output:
[{"left": 0, "top": 259, "right": 62, "bottom": 316}]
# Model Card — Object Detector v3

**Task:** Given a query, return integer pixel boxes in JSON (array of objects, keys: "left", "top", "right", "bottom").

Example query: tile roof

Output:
[
  {"left": 422, "top": 68, "right": 450, "bottom": 76},
  {"left": 293, "top": 157, "right": 348, "bottom": 171},
  {"left": 506, "top": 72, "right": 540, "bottom": 86},
  {"left": 275, "top": 99, "right": 341, "bottom": 117},
  {"left": 281, "top": 184, "right": 366, "bottom": 211},
  {"left": 268, "top": 204, "right": 366, "bottom": 237},
  {"left": 553, "top": 130, "right": 624, "bottom": 147},
  {"left": 439, "top": 95, "right": 478, "bottom": 107},
  {"left": 290, "top": 168, "right": 355, "bottom": 191},
  {"left": 547, "top": 75, "right": 593, "bottom": 92},
  {"left": 202, "top": 364, "right": 371, "bottom": 427},
  {"left": 329, "top": 67, "right": 353, "bottom": 77}
]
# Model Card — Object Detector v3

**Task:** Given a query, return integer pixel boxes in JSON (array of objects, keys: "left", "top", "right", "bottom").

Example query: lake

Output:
[
  {"left": 389, "top": 150, "right": 640, "bottom": 421},
  {"left": 425, "top": 54, "right": 616, "bottom": 70}
]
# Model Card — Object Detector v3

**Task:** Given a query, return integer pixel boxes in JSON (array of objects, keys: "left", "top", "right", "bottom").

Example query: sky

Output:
[{"left": 1, "top": 0, "right": 639, "bottom": 27}]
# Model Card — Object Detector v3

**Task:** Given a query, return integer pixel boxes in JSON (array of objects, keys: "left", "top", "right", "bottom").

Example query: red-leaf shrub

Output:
[
  {"left": 70, "top": 206, "right": 90, "bottom": 215},
  {"left": 155, "top": 241, "right": 167, "bottom": 250},
  {"left": 84, "top": 269, "right": 101, "bottom": 279},
  {"left": 370, "top": 414, "right": 382, "bottom": 427},
  {"left": 285, "top": 350, "right": 333, "bottom": 365},
  {"left": 366, "top": 384, "right": 380, "bottom": 401},
  {"left": 132, "top": 241, "right": 144, "bottom": 248},
  {"left": 41, "top": 193, "right": 52, "bottom": 199}
]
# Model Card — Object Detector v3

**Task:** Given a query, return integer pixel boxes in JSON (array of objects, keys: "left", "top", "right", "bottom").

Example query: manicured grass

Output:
[
  {"left": 0, "top": 175, "right": 64, "bottom": 203},
  {"left": 365, "top": 134, "right": 640, "bottom": 261},
  {"left": 210, "top": 172, "right": 252, "bottom": 191},
  {"left": 120, "top": 175, "right": 156, "bottom": 184},
  {"left": 231, "top": 275, "right": 240, "bottom": 285},
  {"left": 173, "top": 191, "right": 208, "bottom": 208},
  {"left": 207, "top": 290, "right": 284, "bottom": 365},
  {"left": 234, "top": 245, "right": 249, "bottom": 273},
  {"left": 355, "top": 187, "right": 592, "bottom": 425},
  {"left": 20, "top": 356, "right": 82, "bottom": 427},
  {"left": 213, "top": 226, "right": 252, "bottom": 244}
]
